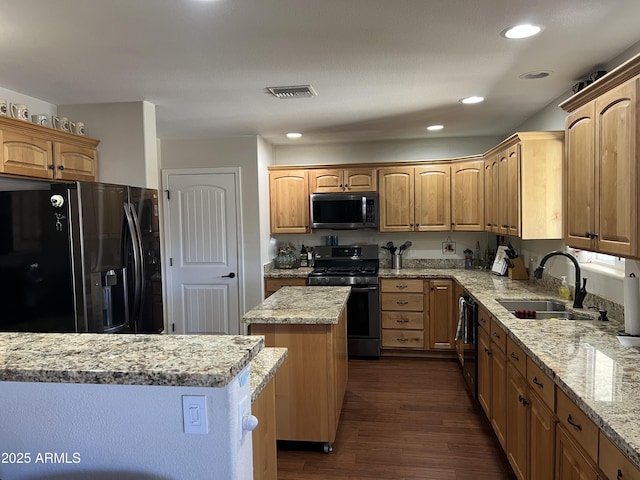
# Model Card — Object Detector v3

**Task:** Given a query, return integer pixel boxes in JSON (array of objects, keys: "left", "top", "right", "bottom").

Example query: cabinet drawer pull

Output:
[
  {"left": 396, "top": 301, "right": 409, "bottom": 305},
  {"left": 510, "top": 351, "right": 519, "bottom": 360},
  {"left": 532, "top": 376, "right": 544, "bottom": 388},
  {"left": 618, "top": 468, "right": 623, "bottom": 480},
  {"left": 567, "top": 414, "right": 583, "bottom": 431},
  {"left": 518, "top": 395, "right": 529, "bottom": 406},
  {"left": 395, "top": 319, "right": 409, "bottom": 323},
  {"left": 395, "top": 284, "right": 408, "bottom": 289},
  {"left": 397, "top": 338, "right": 409, "bottom": 342}
]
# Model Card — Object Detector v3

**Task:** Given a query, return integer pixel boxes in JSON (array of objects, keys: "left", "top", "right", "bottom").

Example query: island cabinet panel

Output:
[
  {"left": 252, "top": 379, "right": 277, "bottom": 480},
  {"left": 250, "top": 308, "right": 347, "bottom": 444}
]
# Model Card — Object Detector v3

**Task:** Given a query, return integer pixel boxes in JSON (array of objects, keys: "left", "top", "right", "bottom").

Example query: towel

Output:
[{"left": 455, "top": 296, "right": 466, "bottom": 341}]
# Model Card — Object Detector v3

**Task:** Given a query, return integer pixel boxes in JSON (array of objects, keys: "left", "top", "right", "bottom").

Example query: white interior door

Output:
[{"left": 164, "top": 170, "right": 241, "bottom": 334}]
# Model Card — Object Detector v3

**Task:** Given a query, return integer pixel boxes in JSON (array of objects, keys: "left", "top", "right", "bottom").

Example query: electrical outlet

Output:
[{"left": 182, "top": 395, "right": 208, "bottom": 434}]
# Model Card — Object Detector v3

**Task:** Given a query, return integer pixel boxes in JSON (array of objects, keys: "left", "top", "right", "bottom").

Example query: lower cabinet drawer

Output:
[
  {"left": 599, "top": 431, "right": 640, "bottom": 480},
  {"left": 506, "top": 337, "right": 526, "bottom": 376},
  {"left": 381, "top": 293, "right": 423, "bottom": 311},
  {"left": 382, "top": 329, "right": 424, "bottom": 348},
  {"left": 527, "top": 357, "right": 555, "bottom": 411},
  {"left": 556, "top": 388, "right": 599, "bottom": 462},
  {"left": 381, "top": 311, "right": 424, "bottom": 330}
]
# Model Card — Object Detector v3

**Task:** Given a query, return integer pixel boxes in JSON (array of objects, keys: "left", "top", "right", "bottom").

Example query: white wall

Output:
[
  {"left": 58, "top": 102, "right": 159, "bottom": 188},
  {"left": 274, "top": 135, "right": 503, "bottom": 165},
  {"left": 257, "top": 137, "right": 275, "bottom": 270},
  {"left": 159, "top": 136, "right": 265, "bottom": 315},
  {"left": 0, "top": 85, "right": 57, "bottom": 119},
  {"left": 0, "top": 367, "right": 253, "bottom": 480}
]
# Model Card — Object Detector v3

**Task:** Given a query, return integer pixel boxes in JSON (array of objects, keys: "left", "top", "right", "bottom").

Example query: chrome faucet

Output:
[{"left": 533, "top": 250, "right": 587, "bottom": 309}]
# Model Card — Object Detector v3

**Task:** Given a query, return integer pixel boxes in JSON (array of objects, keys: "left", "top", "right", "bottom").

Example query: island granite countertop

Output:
[
  {"left": 249, "top": 347, "right": 287, "bottom": 403},
  {"left": 242, "top": 286, "right": 351, "bottom": 325},
  {"left": 0, "top": 332, "right": 264, "bottom": 388}
]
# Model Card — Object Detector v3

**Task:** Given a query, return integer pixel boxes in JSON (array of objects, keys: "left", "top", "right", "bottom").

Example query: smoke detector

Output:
[{"left": 267, "top": 85, "right": 317, "bottom": 98}]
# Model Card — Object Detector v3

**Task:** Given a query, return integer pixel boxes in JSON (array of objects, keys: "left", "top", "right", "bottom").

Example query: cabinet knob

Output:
[
  {"left": 48, "top": 164, "right": 55, "bottom": 170},
  {"left": 57, "top": 165, "right": 65, "bottom": 171}
]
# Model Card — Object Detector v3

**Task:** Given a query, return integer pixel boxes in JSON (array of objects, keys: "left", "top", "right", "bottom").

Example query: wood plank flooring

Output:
[{"left": 277, "top": 357, "right": 516, "bottom": 480}]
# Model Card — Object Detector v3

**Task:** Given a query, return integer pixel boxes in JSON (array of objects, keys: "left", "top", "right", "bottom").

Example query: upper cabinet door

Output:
[
  {"left": 310, "top": 169, "right": 342, "bottom": 193},
  {"left": 378, "top": 167, "right": 414, "bottom": 232},
  {"left": 451, "top": 160, "right": 484, "bottom": 232},
  {"left": 415, "top": 165, "right": 450, "bottom": 231},
  {"left": 484, "top": 155, "right": 498, "bottom": 232},
  {"left": 269, "top": 170, "right": 310, "bottom": 234},
  {"left": 54, "top": 142, "right": 98, "bottom": 181},
  {"left": 497, "top": 151, "right": 509, "bottom": 236},
  {"left": 1, "top": 130, "right": 54, "bottom": 179},
  {"left": 506, "top": 145, "right": 521, "bottom": 238},
  {"left": 342, "top": 167, "right": 377, "bottom": 192},
  {"left": 594, "top": 79, "right": 638, "bottom": 257}
]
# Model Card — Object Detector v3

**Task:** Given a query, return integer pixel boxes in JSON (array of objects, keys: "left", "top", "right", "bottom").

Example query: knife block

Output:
[{"left": 507, "top": 257, "right": 529, "bottom": 280}]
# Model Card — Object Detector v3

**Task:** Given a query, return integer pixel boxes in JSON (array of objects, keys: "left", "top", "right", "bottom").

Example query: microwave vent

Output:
[{"left": 267, "top": 85, "right": 317, "bottom": 99}]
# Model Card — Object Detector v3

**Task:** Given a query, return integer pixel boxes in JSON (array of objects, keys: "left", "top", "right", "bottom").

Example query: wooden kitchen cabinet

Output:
[
  {"left": 269, "top": 169, "right": 310, "bottom": 234},
  {"left": 250, "top": 308, "right": 347, "bottom": 446},
  {"left": 507, "top": 362, "right": 529, "bottom": 480},
  {"left": 252, "top": 378, "right": 277, "bottom": 480},
  {"left": 484, "top": 132, "right": 563, "bottom": 239},
  {"left": 427, "top": 279, "right": 454, "bottom": 349},
  {"left": 477, "top": 326, "right": 492, "bottom": 417},
  {"left": 563, "top": 78, "right": 638, "bottom": 257},
  {"left": 450, "top": 159, "right": 484, "bottom": 232},
  {"left": 555, "top": 424, "right": 599, "bottom": 480},
  {"left": 380, "top": 278, "right": 425, "bottom": 349},
  {"left": 309, "top": 167, "right": 377, "bottom": 193},
  {"left": 264, "top": 277, "right": 307, "bottom": 298},
  {"left": 599, "top": 431, "right": 640, "bottom": 480},
  {"left": 378, "top": 166, "right": 415, "bottom": 232},
  {"left": 415, "top": 164, "right": 451, "bottom": 231},
  {"left": 0, "top": 115, "right": 99, "bottom": 181}
]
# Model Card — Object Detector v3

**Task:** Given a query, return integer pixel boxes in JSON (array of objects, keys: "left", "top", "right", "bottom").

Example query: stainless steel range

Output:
[{"left": 308, "top": 245, "right": 380, "bottom": 358}]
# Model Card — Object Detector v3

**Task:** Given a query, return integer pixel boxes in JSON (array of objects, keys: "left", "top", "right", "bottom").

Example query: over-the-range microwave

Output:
[{"left": 310, "top": 193, "right": 378, "bottom": 230}]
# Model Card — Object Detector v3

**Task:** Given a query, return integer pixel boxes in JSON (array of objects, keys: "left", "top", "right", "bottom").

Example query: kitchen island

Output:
[
  {"left": 243, "top": 286, "right": 350, "bottom": 452},
  {"left": 0, "top": 332, "right": 278, "bottom": 480}
]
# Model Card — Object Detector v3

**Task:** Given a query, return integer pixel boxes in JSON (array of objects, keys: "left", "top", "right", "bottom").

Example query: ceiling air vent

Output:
[{"left": 267, "top": 85, "right": 317, "bottom": 99}]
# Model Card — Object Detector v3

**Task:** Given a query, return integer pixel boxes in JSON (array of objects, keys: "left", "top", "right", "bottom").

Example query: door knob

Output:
[{"left": 222, "top": 272, "right": 236, "bottom": 278}]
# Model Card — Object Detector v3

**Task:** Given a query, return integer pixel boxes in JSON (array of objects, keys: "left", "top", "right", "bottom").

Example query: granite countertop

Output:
[
  {"left": 242, "top": 286, "right": 351, "bottom": 325},
  {"left": 249, "top": 347, "right": 287, "bottom": 403},
  {"left": 265, "top": 267, "right": 313, "bottom": 278},
  {"left": 380, "top": 267, "right": 640, "bottom": 469},
  {"left": 0, "top": 332, "right": 264, "bottom": 388}
]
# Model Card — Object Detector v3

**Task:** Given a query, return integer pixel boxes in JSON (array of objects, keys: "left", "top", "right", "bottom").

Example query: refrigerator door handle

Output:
[
  {"left": 129, "top": 202, "right": 146, "bottom": 324},
  {"left": 124, "top": 203, "right": 143, "bottom": 330}
]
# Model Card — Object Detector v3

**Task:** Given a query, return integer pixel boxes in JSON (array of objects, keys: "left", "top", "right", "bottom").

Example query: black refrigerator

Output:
[{"left": 0, "top": 176, "right": 163, "bottom": 334}]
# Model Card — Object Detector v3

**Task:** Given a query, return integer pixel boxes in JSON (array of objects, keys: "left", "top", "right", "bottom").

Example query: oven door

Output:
[{"left": 346, "top": 285, "right": 380, "bottom": 358}]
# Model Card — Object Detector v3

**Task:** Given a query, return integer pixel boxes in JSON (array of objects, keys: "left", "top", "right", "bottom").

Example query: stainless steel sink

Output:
[
  {"left": 528, "top": 311, "right": 593, "bottom": 321},
  {"left": 496, "top": 299, "right": 566, "bottom": 311}
]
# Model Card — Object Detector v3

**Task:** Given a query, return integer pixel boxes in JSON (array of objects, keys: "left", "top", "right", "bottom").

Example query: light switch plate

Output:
[{"left": 182, "top": 395, "right": 208, "bottom": 434}]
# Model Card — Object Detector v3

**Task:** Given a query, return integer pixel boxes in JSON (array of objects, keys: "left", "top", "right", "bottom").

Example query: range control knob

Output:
[{"left": 340, "top": 277, "right": 346, "bottom": 284}]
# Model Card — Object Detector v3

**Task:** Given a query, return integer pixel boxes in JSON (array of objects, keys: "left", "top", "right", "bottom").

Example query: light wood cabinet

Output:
[
  {"left": 310, "top": 167, "right": 377, "bottom": 193},
  {"left": 427, "top": 279, "right": 454, "bottom": 349},
  {"left": 451, "top": 160, "right": 484, "bottom": 232},
  {"left": 555, "top": 424, "right": 600, "bottom": 480},
  {"left": 477, "top": 325, "right": 492, "bottom": 417},
  {"left": 599, "top": 431, "right": 640, "bottom": 480},
  {"left": 379, "top": 161, "right": 481, "bottom": 233},
  {"left": 380, "top": 278, "right": 425, "bottom": 349},
  {"left": 415, "top": 164, "right": 451, "bottom": 231},
  {"left": 0, "top": 115, "right": 99, "bottom": 181},
  {"left": 529, "top": 388, "right": 556, "bottom": 480},
  {"left": 491, "top": 338, "right": 507, "bottom": 451},
  {"left": 269, "top": 169, "right": 310, "bottom": 234},
  {"left": 507, "top": 362, "right": 529, "bottom": 480},
  {"left": 252, "top": 378, "right": 277, "bottom": 480},
  {"left": 484, "top": 132, "right": 564, "bottom": 239},
  {"left": 556, "top": 388, "right": 599, "bottom": 463},
  {"left": 249, "top": 308, "right": 348, "bottom": 446},
  {"left": 564, "top": 78, "right": 638, "bottom": 257},
  {"left": 264, "top": 277, "right": 307, "bottom": 298}
]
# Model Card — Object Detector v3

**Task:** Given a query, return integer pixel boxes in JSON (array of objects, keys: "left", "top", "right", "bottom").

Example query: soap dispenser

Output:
[{"left": 559, "top": 276, "right": 570, "bottom": 300}]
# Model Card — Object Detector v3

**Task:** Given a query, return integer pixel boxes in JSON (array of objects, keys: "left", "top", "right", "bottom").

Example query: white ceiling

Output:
[{"left": 1, "top": 0, "right": 639, "bottom": 145}]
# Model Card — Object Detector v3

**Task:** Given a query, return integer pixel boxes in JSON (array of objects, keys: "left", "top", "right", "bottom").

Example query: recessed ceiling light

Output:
[
  {"left": 460, "top": 96, "right": 485, "bottom": 104},
  {"left": 286, "top": 132, "right": 302, "bottom": 139},
  {"left": 502, "top": 24, "right": 543, "bottom": 39},
  {"left": 426, "top": 125, "right": 444, "bottom": 131},
  {"left": 519, "top": 71, "right": 552, "bottom": 80}
]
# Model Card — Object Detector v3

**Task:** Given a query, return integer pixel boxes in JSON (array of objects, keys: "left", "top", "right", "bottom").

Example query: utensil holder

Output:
[{"left": 392, "top": 253, "right": 402, "bottom": 269}]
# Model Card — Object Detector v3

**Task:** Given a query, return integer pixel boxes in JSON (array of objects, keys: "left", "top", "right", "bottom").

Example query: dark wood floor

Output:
[{"left": 277, "top": 357, "right": 516, "bottom": 480}]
